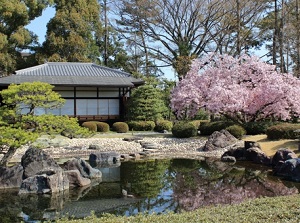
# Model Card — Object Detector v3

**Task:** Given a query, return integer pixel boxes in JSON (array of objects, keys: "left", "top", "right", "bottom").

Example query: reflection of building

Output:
[
  {"left": 0, "top": 62, "right": 144, "bottom": 121},
  {"left": 98, "top": 166, "right": 120, "bottom": 182}
]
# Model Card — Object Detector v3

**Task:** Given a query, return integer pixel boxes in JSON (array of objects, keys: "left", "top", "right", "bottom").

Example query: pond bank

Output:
[{"left": 8, "top": 135, "right": 245, "bottom": 163}]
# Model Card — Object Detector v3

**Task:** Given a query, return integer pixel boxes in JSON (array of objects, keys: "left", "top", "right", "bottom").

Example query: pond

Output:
[{"left": 1, "top": 158, "right": 299, "bottom": 222}]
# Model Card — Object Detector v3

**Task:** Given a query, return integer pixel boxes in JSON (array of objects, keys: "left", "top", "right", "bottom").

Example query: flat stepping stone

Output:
[
  {"left": 120, "top": 154, "right": 131, "bottom": 160},
  {"left": 140, "top": 142, "right": 158, "bottom": 148},
  {"left": 144, "top": 145, "right": 159, "bottom": 150},
  {"left": 129, "top": 153, "right": 141, "bottom": 159},
  {"left": 143, "top": 149, "right": 159, "bottom": 153},
  {"left": 123, "top": 137, "right": 143, "bottom": 142}
]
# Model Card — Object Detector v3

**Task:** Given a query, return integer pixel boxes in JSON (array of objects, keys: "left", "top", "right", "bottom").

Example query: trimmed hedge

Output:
[
  {"left": 154, "top": 120, "right": 173, "bottom": 132},
  {"left": 172, "top": 121, "right": 197, "bottom": 138},
  {"left": 226, "top": 125, "right": 246, "bottom": 139},
  {"left": 94, "top": 121, "right": 110, "bottom": 132},
  {"left": 243, "top": 121, "right": 277, "bottom": 135},
  {"left": 199, "top": 121, "right": 235, "bottom": 135},
  {"left": 127, "top": 121, "right": 155, "bottom": 131},
  {"left": 82, "top": 121, "right": 97, "bottom": 132},
  {"left": 112, "top": 122, "right": 129, "bottom": 133},
  {"left": 266, "top": 123, "right": 300, "bottom": 140}
]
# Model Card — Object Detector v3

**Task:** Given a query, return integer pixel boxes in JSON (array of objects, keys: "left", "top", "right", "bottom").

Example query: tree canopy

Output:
[
  {"left": 0, "top": 81, "right": 65, "bottom": 115},
  {"left": 171, "top": 54, "right": 300, "bottom": 123},
  {"left": 42, "top": 0, "right": 101, "bottom": 62},
  {"left": 0, "top": 0, "right": 53, "bottom": 75}
]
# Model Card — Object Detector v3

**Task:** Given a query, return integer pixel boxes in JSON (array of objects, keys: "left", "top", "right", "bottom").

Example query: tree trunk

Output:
[
  {"left": 273, "top": 0, "right": 278, "bottom": 66},
  {"left": 0, "top": 146, "right": 17, "bottom": 167},
  {"left": 236, "top": 0, "right": 241, "bottom": 55}
]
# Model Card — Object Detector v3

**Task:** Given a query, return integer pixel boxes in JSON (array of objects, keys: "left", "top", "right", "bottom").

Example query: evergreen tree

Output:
[
  {"left": 126, "top": 84, "right": 168, "bottom": 121},
  {"left": 42, "top": 0, "right": 101, "bottom": 62}
]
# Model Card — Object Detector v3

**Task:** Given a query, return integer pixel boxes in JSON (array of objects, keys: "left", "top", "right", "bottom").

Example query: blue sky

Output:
[{"left": 26, "top": 7, "right": 56, "bottom": 44}]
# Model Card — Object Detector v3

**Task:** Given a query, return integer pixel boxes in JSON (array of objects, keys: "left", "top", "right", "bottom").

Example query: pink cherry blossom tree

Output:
[{"left": 170, "top": 53, "right": 300, "bottom": 123}]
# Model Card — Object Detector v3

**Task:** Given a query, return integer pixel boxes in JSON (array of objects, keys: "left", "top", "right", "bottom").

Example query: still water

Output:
[{"left": 0, "top": 158, "right": 299, "bottom": 222}]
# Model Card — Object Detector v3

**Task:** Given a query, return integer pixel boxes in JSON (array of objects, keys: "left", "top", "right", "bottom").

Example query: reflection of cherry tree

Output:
[
  {"left": 171, "top": 54, "right": 300, "bottom": 123},
  {"left": 172, "top": 159, "right": 299, "bottom": 211}
]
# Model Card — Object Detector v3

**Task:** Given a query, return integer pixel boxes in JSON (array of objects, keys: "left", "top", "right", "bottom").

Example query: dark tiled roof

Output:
[{"left": 0, "top": 62, "right": 144, "bottom": 87}]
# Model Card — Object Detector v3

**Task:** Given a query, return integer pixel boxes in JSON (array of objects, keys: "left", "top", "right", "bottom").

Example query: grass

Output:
[
  {"left": 243, "top": 134, "right": 299, "bottom": 156},
  {"left": 55, "top": 194, "right": 300, "bottom": 223}
]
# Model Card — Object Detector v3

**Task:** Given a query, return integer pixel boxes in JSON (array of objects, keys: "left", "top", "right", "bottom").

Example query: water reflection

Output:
[
  {"left": 172, "top": 158, "right": 298, "bottom": 211},
  {"left": 0, "top": 158, "right": 299, "bottom": 222}
]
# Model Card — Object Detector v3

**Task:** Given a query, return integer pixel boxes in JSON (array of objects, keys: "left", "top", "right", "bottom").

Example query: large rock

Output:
[
  {"left": 63, "top": 158, "right": 102, "bottom": 179},
  {"left": 19, "top": 147, "right": 69, "bottom": 194},
  {"left": 272, "top": 148, "right": 297, "bottom": 168},
  {"left": 0, "top": 164, "right": 24, "bottom": 188},
  {"left": 89, "top": 151, "right": 121, "bottom": 167},
  {"left": 19, "top": 169, "right": 69, "bottom": 194},
  {"left": 273, "top": 158, "right": 300, "bottom": 182},
  {"left": 203, "top": 130, "right": 238, "bottom": 151},
  {"left": 245, "top": 147, "right": 271, "bottom": 165},
  {"left": 221, "top": 147, "right": 245, "bottom": 161},
  {"left": 221, "top": 141, "right": 271, "bottom": 166},
  {"left": 21, "top": 147, "right": 62, "bottom": 178},
  {"left": 31, "top": 135, "right": 70, "bottom": 149},
  {"left": 65, "top": 170, "right": 91, "bottom": 187}
]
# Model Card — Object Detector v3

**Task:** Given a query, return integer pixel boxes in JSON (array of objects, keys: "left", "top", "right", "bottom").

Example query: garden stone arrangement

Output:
[{"left": 0, "top": 147, "right": 103, "bottom": 193}]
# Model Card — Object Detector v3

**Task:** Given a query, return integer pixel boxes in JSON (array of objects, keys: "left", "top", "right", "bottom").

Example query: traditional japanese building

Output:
[{"left": 0, "top": 62, "right": 144, "bottom": 121}]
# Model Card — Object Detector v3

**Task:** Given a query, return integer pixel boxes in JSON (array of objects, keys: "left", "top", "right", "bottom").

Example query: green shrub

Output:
[
  {"left": 112, "top": 122, "right": 129, "bottom": 133},
  {"left": 189, "top": 120, "right": 210, "bottom": 130},
  {"left": 94, "top": 121, "right": 110, "bottom": 132},
  {"left": 192, "top": 109, "right": 210, "bottom": 120},
  {"left": 172, "top": 121, "right": 197, "bottom": 138},
  {"left": 226, "top": 125, "right": 246, "bottom": 139},
  {"left": 127, "top": 121, "right": 155, "bottom": 131},
  {"left": 82, "top": 121, "right": 97, "bottom": 132},
  {"left": 266, "top": 123, "right": 300, "bottom": 140},
  {"left": 154, "top": 120, "right": 173, "bottom": 132},
  {"left": 243, "top": 121, "right": 277, "bottom": 135},
  {"left": 20, "top": 114, "right": 91, "bottom": 138},
  {"left": 199, "top": 121, "right": 235, "bottom": 135}
]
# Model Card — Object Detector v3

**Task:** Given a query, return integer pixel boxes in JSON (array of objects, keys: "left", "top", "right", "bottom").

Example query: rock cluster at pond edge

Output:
[{"left": 0, "top": 147, "right": 103, "bottom": 193}]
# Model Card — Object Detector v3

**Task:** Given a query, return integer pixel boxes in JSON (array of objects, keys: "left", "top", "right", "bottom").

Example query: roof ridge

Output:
[
  {"left": 91, "top": 64, "right": 130, "bottom": 77},
  {"left": 47, "top": 62, "right": 93, "bottom": 65}
]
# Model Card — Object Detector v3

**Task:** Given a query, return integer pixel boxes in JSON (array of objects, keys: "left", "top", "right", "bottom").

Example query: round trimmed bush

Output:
[
  {"left": 172, "top": 121, "right": 197, "bottom": 138},
  {"left": 154, "top": 120, "right": 173, "bottom": 132},
  {"left": 82, "top": 121, "right": 97, "bottom": 132},
  {"left": 199, "top": 121, "right": 234, "bottom": 135},
  {"left": 127, "top": 121, "right": 155, "bottom": 131},
  {"left": 243, "top": 121, "right": 277, "bottom": 135},
  {"left": 189, "top": 120, "right": 201, "bottom": 129},
  {"left": 266, "top": 123, "right": 300, "bottom": 140},
  {"left": 226, "top": 125, "right": 246, "bottom": 139},
  {"left": 94, "top": 122, "right": 110, "bottom": 132},
  {"left": 112, "top": 122, "right": 129, "bottom": 133}
]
